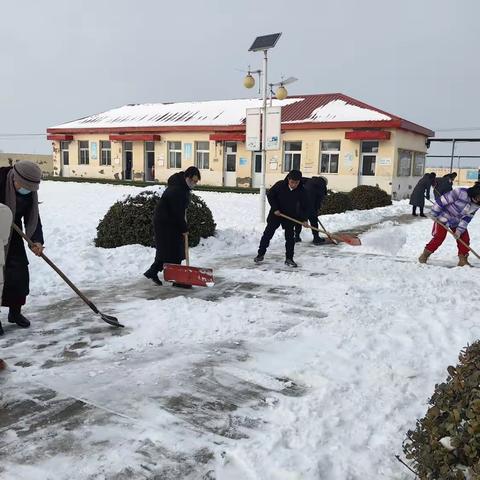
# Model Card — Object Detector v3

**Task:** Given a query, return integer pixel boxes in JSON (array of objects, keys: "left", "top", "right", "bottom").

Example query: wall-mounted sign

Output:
[
  {"left": 246, "top": 108, "right": 261, "bottom": 151},
  {"left": 239, "top": 157, "right": 247, "bottom": 166},
  {"left": 91, "top": 142, "right": 98, "bottom": 160},
  {"left": 265, "top": 106, "right": 281, "bottom": 151},
  {"left": 379, "top": 158, "right": 391, "bottom": 166},
  {"left": 467, "top": 170, "right": 479, "bottom": 180}
]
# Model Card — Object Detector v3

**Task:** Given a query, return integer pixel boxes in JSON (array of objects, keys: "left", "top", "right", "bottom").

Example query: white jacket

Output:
[{"left": 0, "top": 203, "right": 13, "bottom": 294}]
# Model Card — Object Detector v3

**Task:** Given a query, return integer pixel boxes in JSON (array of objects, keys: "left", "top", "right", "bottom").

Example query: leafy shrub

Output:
[
  {"left": 319, "top": 192, "right": 353, "bottom": 215},
  {"left": 349, "top": 185, "right": 392, "bottom": 210},
  {"left": 403, "top": 341, "right": 480, "bottom": 479},
  {"left": 94, "top": 190, "right": 216, "bottom": 248}
]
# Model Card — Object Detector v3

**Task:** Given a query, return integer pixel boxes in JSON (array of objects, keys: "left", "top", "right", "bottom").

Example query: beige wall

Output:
[
  {"left": 0, "top": 152, "right": 53, "bottom": 175},
  {"left": 428, "top": 167, "right": 479, "bottom": 187},
  {"left": 50, "top": 128, "right": 428, "bottom": 197}
]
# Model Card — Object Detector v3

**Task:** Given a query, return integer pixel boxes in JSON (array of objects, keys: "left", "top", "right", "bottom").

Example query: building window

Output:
[
  {"left": 196, "top": 141, "right": 210, "bottom": 170},
  {"left": 79, "top": 141, "right": 89, "bottom": 165},
  {"left": 100, "top": 141, "right": 111, "bottom": 166},
  {"left": 397, "top": 149, "right": 412, "bottom": 176},
  {"left": 60, "top": 141, "right": 69, "bottom": 165},
  {"left": 145, "top": 141, "right": 155, "bottom": 181},
  {"left": 168, "top": 141, "right": 182, "bottom": 168},
  {"left": 360, "top": 141, "right": 378, "bottom": 176},
  {"left": 320, "top": 141, "right": 340, "bottom": 174},
  {"left": 283, "top": 141, "right": 302, "bottom": 171},
  {"left": 413, "top": 152, "right": 425, "bottom": 176}
]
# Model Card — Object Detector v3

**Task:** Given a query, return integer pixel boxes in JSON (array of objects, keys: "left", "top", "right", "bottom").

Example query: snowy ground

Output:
[{"left": 1, "top": 181, "right": 480, "bottom": 479}]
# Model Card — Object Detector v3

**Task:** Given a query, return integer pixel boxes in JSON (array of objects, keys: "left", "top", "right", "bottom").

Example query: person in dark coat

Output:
[
  {"left": 434, "top": 172, "right": 457, "bottom": 199},
  {"left": 410, "top": 172, "right": 436, "bottom": 216},
  {"left": 294, "top": 176, "right": 328, "bottom": 245},
  {"left": 0, "top": 161, "right": 44, "bottom": 335},
  {"left": 144, "top": 166, "right": 201, "bottom": 285},
  {"left": 254, "top": 169, "right": 309, "bottom": 268}
]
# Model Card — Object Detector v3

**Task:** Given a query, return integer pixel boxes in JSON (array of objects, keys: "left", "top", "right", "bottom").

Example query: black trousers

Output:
[
  {"left": 294, "top": 212, "right": 320, "bottom": 239},
  {"left": 258, "top": 217, "right": 295, "bottom": 260},
  {"left": 412, "top": 206, "right": 424, "bottom": 215}
]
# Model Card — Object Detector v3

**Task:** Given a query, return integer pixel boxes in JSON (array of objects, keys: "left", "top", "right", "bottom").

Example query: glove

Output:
[{"left": 452, "top": 230, "right": 461, "bottom": 240}]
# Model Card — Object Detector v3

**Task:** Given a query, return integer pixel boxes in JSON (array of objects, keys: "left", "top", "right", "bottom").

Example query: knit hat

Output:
[{"left": 13, "top": 161, "right": 42, "bottom": 191}]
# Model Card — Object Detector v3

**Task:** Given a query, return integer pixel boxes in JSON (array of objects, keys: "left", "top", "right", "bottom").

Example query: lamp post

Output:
[{"left": 245, "top": 33, "right": 282, "bottom": 222}]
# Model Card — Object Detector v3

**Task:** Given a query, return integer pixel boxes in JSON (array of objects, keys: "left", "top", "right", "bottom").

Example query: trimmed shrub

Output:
[
  {"left": 349, "top": 185, "right": 392, "bottom": 210},
  {"left": 94, "top": 190, "right": 216, "bottom": 248},
  {"left": 403, "top": 341, "right": 480, "bottom": 479},
  {"left": 319, "top": 192, "right": 353, "bottom": 215}
]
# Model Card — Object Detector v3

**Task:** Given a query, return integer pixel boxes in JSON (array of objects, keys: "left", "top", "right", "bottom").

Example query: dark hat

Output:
[
  {"left": 13, "top": 161, "right": 42, "bottom": 191},
  {"left": 287, "top": 169, "right": 302, "bottom": 181},
  {"left": 468, "top": 184, "right": 480, "bottom": 199}
]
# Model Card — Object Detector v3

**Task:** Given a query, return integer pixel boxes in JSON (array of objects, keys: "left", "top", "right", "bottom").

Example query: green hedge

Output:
[
  {"left": 403, "top": 341, "right": 480, "bottom": 479},
  {"left": 319, "top": 192, "right": 353, "bottom": 215},
  {"left": 349, "top": 185, "right": 392, "bottom": 210},
  {"left": 94, "top": 190, "right": 216, "bottom": 248}
]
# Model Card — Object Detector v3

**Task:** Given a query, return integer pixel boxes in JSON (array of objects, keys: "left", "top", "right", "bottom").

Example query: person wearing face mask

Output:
[
  {"left": 0, "top": 160, "right": 44, "bottom": 335},
  {"left": 144, "top": 166, "right": 201, "bottom": 285}
]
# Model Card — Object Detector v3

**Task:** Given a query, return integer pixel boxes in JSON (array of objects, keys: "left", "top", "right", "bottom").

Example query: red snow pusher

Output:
[
  {"left": 163, "top": 234, "right": 214, "bottom": 287},
  {"left": 278, "top": 213, "right": 362, "bottom": 246}
]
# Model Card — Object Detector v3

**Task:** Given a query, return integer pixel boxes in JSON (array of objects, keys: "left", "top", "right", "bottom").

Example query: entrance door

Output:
[
  {"left": 123, "top": 141, "right": 133, "bottom": 180},
  {"left": 252, "top": 151, "right": 262, "bottom": 188},
  {"left": 145, "top": 141, "right": 155, "bottom": 181},
  {"left": 60, "top": 141, "right": 70, "bottom": 177},
  {"left": 359, "top": 141, "right": 378, "bottom": 185},
  {"left": 224, "top": 141, "right": 237, "bottom": 187}
]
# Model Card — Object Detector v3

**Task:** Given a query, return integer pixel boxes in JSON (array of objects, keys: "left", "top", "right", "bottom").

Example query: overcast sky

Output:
[{"left": 1, "top": 0, "right": 479, "bottom": 158}]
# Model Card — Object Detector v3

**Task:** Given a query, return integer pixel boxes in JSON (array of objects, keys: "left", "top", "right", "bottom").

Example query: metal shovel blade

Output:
[
  {"left": 334, "top": 234, "right": 362, "bottom": 246},
  {"left": 163, "top": 264, "right": 214, "bottom": 287},
  {"left": 99, "top": 312, "right": 124, "bottom": 328}
]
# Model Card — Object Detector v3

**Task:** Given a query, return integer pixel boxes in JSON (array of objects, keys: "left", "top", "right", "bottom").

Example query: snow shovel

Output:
[
  {"left": 278, "top": 213, "right": 361, "bottom": 246},
  {"left": 12, "top": 224, "right": 124, "bottom": 328},
  {"left": 163, "top": 234, "right": 214, "bottom": 287}
]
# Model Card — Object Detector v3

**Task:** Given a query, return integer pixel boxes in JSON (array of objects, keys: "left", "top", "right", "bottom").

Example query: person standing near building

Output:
[
  {"left": 144, "top": 166, "right": 201, "bottom": 285},
  {"left": 410, "top": 172, "right": 436, "bottom": 217},
  {"left": 294, "top": 176, "right": 328, "bottom": 245},
  {"left": 434, "top": 172, "right": 457, "bottom": 199},
  {"left": 418, "top": 184, "right": 480, "bottom": 266},
  {"left": 254, "top": 169, "right": 309, "bottom": 268},
  {"left": 0, "top": 161, "right": 44, "bottom": 335}
]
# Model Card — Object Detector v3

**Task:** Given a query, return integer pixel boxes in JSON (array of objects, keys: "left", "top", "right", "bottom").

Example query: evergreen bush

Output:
[
  {"left": 403, "top": 341, "right": 480, "bottom": 479},
  {"left": 94, "top": 190, "right": 216, "bottom": 248},
  {"left": 349, "top": 185, "right": 392, "bottom": 210},
  {"left": 319, "top": 192, "right": 353, "bottom": 215}
]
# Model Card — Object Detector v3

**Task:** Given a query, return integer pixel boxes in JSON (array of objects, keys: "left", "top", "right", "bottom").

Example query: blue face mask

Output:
[{"left": 17, "top": 187, "right": 31, "bottom": 195}]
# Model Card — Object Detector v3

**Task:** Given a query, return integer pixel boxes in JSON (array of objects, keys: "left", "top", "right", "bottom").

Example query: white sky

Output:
[{"left": 1, "top": 0, "right": 479, "bottom": 158}]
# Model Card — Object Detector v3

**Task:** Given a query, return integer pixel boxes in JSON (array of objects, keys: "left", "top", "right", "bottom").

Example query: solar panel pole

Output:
[{"left": 260, "top": 49, "right": 268, "bottom": 222}]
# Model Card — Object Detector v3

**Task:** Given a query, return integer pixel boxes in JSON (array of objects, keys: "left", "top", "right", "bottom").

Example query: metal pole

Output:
[
  {"left": 449, "top": 139, "right": 456, "bottom": 173},
  {"left": 259, "top": 49, "right": 268, "bottom": 222}
]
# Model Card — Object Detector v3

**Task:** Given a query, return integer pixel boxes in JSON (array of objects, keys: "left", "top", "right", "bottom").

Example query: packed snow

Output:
[{"left": 2, "top": 180, "right": 480, "bottom": 479}]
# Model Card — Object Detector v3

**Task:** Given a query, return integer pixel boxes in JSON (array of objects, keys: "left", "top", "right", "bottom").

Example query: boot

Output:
[
  {"left": 8, "top": 308, "right": 30, "bottom": 328},
  {"left": 418, "top": 248, "right": 432, "bottom": 264},
  {"left": 312, "top": 236, "right": 325, "bottom": 245},
  {"left": 144, "top": 269, "right": 162, "bottom": 286},
  {"left": 0, "top": 321, "right": 4, "bottom": 336},
  {"left": 285, "top": 258, "right": 298, "bottom": 268},
  {"left": 458, "top": 255, "right": 472, "bottom": 267},
  {"left": 294, "top": 234, "right": 302, "bottom": 243}
]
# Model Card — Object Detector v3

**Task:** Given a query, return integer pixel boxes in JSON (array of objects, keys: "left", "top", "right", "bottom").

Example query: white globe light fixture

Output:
[{"left": 275, "top": 85, "right": 288, "bottom": 100}]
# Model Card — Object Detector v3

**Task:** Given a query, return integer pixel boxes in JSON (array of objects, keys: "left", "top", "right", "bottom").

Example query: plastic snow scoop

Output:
[
  {"left": 12, "top": 224, "right": 124, "bottom": 328},
  {"left": 163, "top": 233, "right": 214, "bottom": 287},
  {"left": 278, "top": 213, "right": 361, "bottom": 246},
  {"left": 430, "top": 217, "right": 480, "bottom": 261}
]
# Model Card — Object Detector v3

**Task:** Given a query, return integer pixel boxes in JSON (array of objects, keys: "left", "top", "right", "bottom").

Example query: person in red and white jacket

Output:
[{"left": 419, "top": 183, "right": 480, "bottom": 266}]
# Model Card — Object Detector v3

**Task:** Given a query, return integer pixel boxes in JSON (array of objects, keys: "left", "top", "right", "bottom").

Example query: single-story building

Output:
[
  {"left": 0, "top": 153, "right": 53, "bottom": 176},
  {"left": 47, "top": 93, "right": 434, "bottom": 199}
]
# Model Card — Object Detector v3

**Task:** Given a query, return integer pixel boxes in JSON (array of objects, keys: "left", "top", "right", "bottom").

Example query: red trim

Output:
[
  {"left": 345, "top": 130, "right": 391, "bottom": 140},
  {"left": 109, "top": 134, "right": 161, "bottom": 141},
  {"left": 47, "top": 134, "right": 73, "bottom": 141},
  {"left": 209, "top": 133, "right": 246, "bottom": 142}
]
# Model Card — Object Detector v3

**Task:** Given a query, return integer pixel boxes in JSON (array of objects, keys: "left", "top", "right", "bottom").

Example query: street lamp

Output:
[{"left": 246, "top": 32, "right": 282, "bottom": 222}]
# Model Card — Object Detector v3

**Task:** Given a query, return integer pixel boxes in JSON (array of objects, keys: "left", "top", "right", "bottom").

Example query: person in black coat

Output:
[
  {"left": 254, "top": 169, "right": 309, "bottom": 267},
  {"left": 410, "top": 172, "right": 436, "bottom": 216},
  {"left": 0, "top": 161, "right": 44, "bottom": 335},
  {"left": 434, "top": 172, "right": 457, "bottom": 199},
  {"left": 144, "top": 166, "right": 201, "bottom": 285},
  {"left": 293, "top": 176, "right": 328, "bottom": 245}
]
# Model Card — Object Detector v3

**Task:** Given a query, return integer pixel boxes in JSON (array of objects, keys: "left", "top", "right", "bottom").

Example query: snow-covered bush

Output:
[
  {"left": 319, "top": 192, "right": 353, "bottom": 215},
  {"left": 94, "top": 190, "right": 216, "bottom": 248},
  {"left": 403, "top": 341, "right": 480, "bottom": 479},
  {"left": 349, "top": 185, "right": 392, "bottom": 210}
]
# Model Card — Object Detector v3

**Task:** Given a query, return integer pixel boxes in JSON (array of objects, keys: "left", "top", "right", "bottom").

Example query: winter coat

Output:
[
  {"left": 431, "top": 188, "right": 480, "bottom": 235},
  {"left": 266, "top": 175, "right": 309, "bottom": 225},
  {"left": 434, "top": 174, "right": 455, "bottom": 199},
  {"left": 153, "top": 171, "right": 191, "bottom": 265},
  {"left": 302, "top": 176, "right": 328, "bottom": 215},
  {"left": 410, "top": 174, "right": 434, "bottom": 207},
  {"left": 0, "top": 167, "right": 43, "bottom": 305}
]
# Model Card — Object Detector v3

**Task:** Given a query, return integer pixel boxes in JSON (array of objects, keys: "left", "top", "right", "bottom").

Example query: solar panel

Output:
[{"left": 248, "top": 33, "right": 282, "bottom": 52}]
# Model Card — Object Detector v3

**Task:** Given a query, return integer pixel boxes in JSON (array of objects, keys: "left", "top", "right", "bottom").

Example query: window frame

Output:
[
  {"left": 283, "top": 141, "right": 302, "bottom": 172},
  {"left": 413, "top": 152, "right": 426, "bottom": 177},
  {"left": 168, "top": 141, "right": 182, "bottom": 169},
  {"left": 319, "top": 140, "right": 341, "bottom": 174},
  {"left": 195, "top": 141, "right": 210, "bottom": 170},
  {"left": 100, "top": 140, "right": 112, "bottom": 166},
  {"left": 79, "top": 141, "right": 90, "bottom": 165}
]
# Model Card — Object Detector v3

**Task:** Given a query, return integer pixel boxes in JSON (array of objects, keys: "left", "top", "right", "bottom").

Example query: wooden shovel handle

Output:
[
  {"left": 278, "top": 212, "right": 336, "bottom": 242},
  {"left": 184, "top": 233, "right": 189, "bottom": 266}
]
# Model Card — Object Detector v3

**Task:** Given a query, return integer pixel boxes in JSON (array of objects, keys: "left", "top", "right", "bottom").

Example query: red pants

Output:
[{"left": 426, "top": 223, "right": 470, "bottom": 255}]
